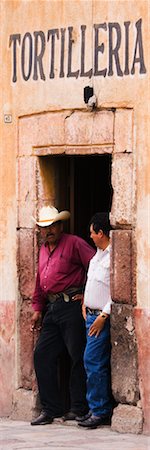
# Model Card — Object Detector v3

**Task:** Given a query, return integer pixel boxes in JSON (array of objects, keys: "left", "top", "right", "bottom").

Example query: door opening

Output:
[{"left": 38, "top": 153, "right": 113, "bottom": 413}]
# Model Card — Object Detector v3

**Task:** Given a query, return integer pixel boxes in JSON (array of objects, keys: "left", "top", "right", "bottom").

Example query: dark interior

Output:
[{"left": 54, "top": 154, "right": 113, "bottom": 244}]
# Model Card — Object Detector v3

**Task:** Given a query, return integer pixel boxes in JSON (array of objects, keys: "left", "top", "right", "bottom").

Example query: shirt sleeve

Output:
[
  {"left": 32, "top": 269, "right": 46, "bottom": 312},
  {"left": 75, "top": 237, "right": 96, "bottom": 269},
  {"left": 102, "top": 297, "right": 113, "bottom": 315}
]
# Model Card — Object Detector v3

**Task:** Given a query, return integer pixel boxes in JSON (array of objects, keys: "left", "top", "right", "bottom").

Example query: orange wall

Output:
[{"left": 0, "top": 0, "right": 149, "bottom": 416}]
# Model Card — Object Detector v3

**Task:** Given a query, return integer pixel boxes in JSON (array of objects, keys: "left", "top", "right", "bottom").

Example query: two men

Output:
[
  {"left": 31, "top": 206, "right": 95, "bottom": 425},
  {"left": 31, "top": 206, "right": 113, "bottom": 429}
]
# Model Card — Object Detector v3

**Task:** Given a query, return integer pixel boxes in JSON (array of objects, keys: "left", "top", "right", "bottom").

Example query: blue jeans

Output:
[{"left": 84, "top": 313, "right": 112, "bottom": 417}]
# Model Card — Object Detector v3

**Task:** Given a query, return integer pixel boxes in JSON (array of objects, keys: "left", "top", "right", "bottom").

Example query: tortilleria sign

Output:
[{"left": 9, "top": 19, "right": 146, "bottom": 83}]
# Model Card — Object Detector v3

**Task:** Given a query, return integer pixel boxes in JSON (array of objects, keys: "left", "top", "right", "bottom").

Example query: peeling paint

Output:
[{"left": 125, "top": 316, "right": 134, "bottom": 334}]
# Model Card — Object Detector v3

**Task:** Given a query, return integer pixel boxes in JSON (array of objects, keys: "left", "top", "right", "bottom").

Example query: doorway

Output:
[{"left": 37, "top": 153, "right": 113, "bottom": 413}]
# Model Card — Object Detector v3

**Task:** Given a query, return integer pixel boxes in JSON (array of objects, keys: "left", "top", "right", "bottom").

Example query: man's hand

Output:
[
  {"left": 72, "top": 294, "right": 84, "bottom": 303},
  {"left": 30, "top": 311, "right": 42, "bottom": 332},
  {"left": 82, "top": 304, "right": 86, "bottom": 320},
  {"left": 88, "top": 315, "right": 108, "bottom": 338}
]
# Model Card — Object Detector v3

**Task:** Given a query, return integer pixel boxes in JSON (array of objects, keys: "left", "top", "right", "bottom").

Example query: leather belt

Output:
[
  {"left": 47, "top": 287, "right": 83, "bottom": 304},
  {"left": 47, "top": 293, "right": 63, "bottom": 303},
  {"left": 86, "top": 307, "right": 102, "bottom": 316}
]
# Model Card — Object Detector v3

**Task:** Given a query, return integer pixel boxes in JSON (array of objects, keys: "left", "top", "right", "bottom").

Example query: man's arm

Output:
[
  {"left": 31, "top": 270, "right": 46, "bottom": 331},
  {"left": 102, "top": 297, "right": 113, "bottom": 315},
  {"left": 88, "top": 299, "right": 113, "bottom": 337},
  {"left": 88, "top": 312, "right": 109, "bottom": 337},
  {"left": 32, "top": 270, "right": 46, "bottom": 312},
  {"left": 30, "top": 311, "right": 42, "bottom": 332}
]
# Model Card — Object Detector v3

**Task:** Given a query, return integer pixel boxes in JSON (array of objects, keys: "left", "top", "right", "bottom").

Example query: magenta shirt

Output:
[{"left": 32, "top": 233, "right": 95, "bottom": 312}]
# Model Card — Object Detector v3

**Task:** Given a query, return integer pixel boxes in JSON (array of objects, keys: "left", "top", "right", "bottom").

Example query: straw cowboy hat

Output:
[{"left": 32, "top": 206, "right": 70, "bottom": 227}]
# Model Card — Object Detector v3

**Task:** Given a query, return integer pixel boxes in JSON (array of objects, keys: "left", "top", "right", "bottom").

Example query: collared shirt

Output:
[
  {"left": 84, "top": 245, "right": 112, "bottom": 315},
  {"left": 32, "top": 232, "right": 95, "bottom": 311}
]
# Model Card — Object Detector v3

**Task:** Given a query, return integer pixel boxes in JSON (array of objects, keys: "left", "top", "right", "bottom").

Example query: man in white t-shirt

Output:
[{"left": 78, "top": 212, "right": 113, "bottom": 429}]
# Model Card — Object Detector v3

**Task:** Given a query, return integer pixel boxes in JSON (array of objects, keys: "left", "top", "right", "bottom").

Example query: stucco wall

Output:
[{"left": 0, "top": 0, "right": 149, "bottom": 432}]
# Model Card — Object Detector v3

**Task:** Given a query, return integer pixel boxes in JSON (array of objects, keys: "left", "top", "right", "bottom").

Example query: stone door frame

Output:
[{"left": 15, "top": 107, "right": 140, "bottom": 424}]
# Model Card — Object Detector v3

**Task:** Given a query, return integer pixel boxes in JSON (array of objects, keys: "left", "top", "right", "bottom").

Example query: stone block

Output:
[
  {"left": 110, "top": 230, "right": 132, "bottom": 303},
  {"left": 66, "top": 145, "right": 113, "bottom": 155},
  {"left": 111, "top": 303, "right": 140, "bottom": 405},
  {"left": 131, "top": 230, "right": 137, "bottom": 305},
  {"left": 19, "top": 116, "right": 39, "bottom": 156},
  {"left": 19, "top": 112, "right": 66, "bottom": 156},
  {"left": 19, "top": 229, "right": 35, "bottom": 299},
  {"left": 92, "top": 111, "right": 114, "bottom": 144},
  {"left": 19, "top": 300, "right": 35, "bottom": 389},
  {"left": 11, "top": 389, "right": 34, "bottom": 421},
  {"left": 65, "top": 111, "right": 93, "bottom": 145},
  {"left": 33, "top": 229, "right": 40, "bottom": 271},
  {"left": 111, "top": 153, "right": 133, "bottom": 226},
  {"left": 18, "top": 157, "right": 36, "bottom": 228},
  {"left": 134, "top": 308, "right": 150, "bottom": 434},
  {"left": 0, "top": 301, "right": 15, "bottom": 416},
  {"left": 36, "top": 112, "right": 65, "bottom": 146},
  {"left": 34, "top": 145, "right": 113, "bottom": 156},
  {"left": 111, "top": 404, "right": 143, "bottom": 434},
  {"left": 65, "top": 110, "right": 114, "bottom": 145},
  {"left": 31, "top": 391, "right": 42, "bottom": 419},
  {"left": 33, "top": 146, "right": 66, "bottom": 156},
  {"left": 114, "top": 109, "right": 133, "bottom": 153}
]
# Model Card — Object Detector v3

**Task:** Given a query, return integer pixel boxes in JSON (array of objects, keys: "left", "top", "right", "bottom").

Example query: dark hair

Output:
[{"left": 89, "top": 212, "right": 111, "bottom": 237}]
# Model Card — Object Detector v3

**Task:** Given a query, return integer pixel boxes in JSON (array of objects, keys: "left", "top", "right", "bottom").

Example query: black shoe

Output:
[
  {"left": 31, "top": 411, "right": 53, "bottom": 426},
  {"left": 78, "top": 414, "right": 111, "bottom": 429},
  {"left": 75, "top": 411, "right": 92, "bottom": 422},
  {"left": 62, "top": 410, "right": 91, "bottom": 422},
  {"left": 62, "top": 411, "right": 76, "bottom": 421}
]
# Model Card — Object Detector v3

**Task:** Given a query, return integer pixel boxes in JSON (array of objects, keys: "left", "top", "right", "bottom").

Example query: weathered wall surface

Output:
[{"left": 0, "top": 0, "right": 149, "bottom": 433}]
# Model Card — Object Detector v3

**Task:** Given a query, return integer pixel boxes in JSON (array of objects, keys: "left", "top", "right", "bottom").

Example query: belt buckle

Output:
[
  {"left": 87, "top": 307, "right": 101, "bottom": 315},
  {"left": 86, "top": 307, "right": 92, "bottom": 315},
  {"left": 63, "top": 293, "right": 70, "bottom": 302}
]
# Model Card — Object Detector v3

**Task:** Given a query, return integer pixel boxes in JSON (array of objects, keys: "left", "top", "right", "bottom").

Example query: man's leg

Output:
[
  {"left": 84, "top": 313, "right": 112, "bottom": 417},
  {"left": 59, "top": 300, "right": 88, "bottom": 416},
  {"left": 33, "top": 304, "right": 64, "bottom": 418}
]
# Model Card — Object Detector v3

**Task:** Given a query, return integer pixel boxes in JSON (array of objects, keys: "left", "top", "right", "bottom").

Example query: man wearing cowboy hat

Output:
[{"left": 30, "top": 206, "right": 95, "bottom": 426}]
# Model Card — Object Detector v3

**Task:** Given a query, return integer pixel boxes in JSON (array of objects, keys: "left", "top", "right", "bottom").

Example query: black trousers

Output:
[{"left": 34, "top": 297, "right": 88, "bottom": 417}]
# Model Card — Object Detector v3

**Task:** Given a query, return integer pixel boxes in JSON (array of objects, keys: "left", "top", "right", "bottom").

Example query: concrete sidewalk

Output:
[{"left": 0, "top": 419, "right": 149, "bottom": 450}]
